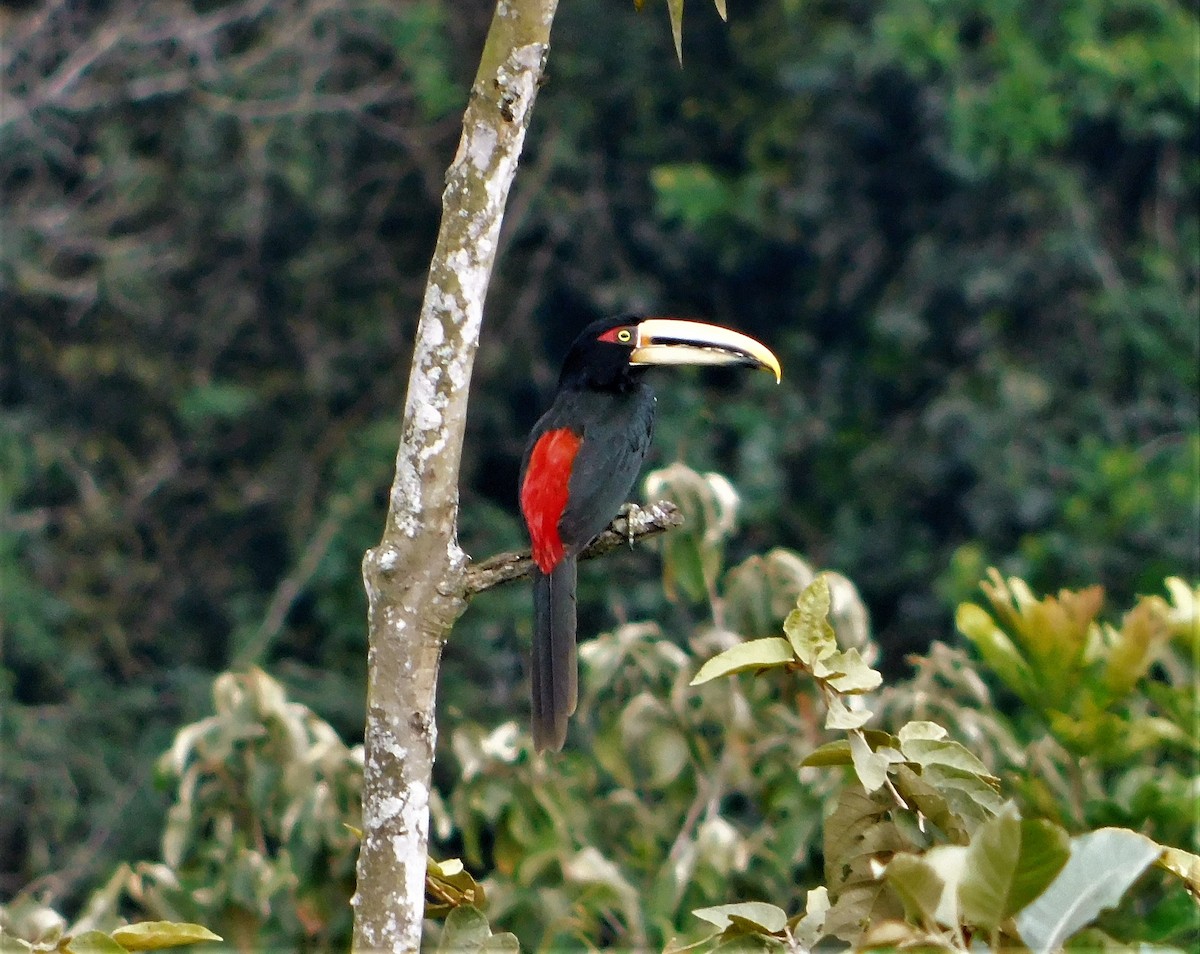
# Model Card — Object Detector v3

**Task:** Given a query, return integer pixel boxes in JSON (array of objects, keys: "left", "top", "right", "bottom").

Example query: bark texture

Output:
[{"left": 352, "top": 1, "right": 559, "bottom": 950}]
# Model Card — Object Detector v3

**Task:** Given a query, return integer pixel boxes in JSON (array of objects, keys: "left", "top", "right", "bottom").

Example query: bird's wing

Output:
[{"left": 557, "top": 387, "right": 655, "bottom": 551}]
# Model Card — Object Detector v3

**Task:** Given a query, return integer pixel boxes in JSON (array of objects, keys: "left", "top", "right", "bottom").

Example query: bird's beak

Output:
[{"left": 630, "top": 318, "right": 782, "bottom": 382}]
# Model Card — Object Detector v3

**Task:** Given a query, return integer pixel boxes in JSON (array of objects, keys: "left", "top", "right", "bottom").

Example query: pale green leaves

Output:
[
  {"left": 689, "top": 638, "right": 793, "bottom": 685},
  {"left": 694, "top": 576, "right": 896, "bottom": 792},
  {"left": 670, "top": 891, "right": 827, "bottom": 953},
  {"left": 847, "top": 731, "right": 890, "bottom": 792},
  {"left": 957, "top": 805, "right": 1070, "bottom": 931},
  {"left": 0, "top": 922, "right": 221, "bottom": 954},
  {"left": 692, "top": 575, "right": 881, "bottom": 693},
  {"left": 783, "top": 573, "right": 836, "bottom": 662},
  {"left": 723, "top": 549, "right": 815, "bottom": 640},
  {"left": 646, "top": 464, "right": 739, "bottom": 603},
  {"left": 434, "top": 906, "right": 518, "bottom": 954},
  {"left": 785, "top": 579, "right": 881, "bottom": 694},
  {"left": 108, "top": 924, "right": 222, "bottom": 952},
  {"left": 1015, "top": 828, "right": 1164, "bottom": 952},
  {"left": 692, "top": 902, "right": 787, "bottom": 933}
]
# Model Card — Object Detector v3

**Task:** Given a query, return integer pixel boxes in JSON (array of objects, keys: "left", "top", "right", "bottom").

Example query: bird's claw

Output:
[{"left": 616, "top": 502, "right": 644, "bottom": 548}]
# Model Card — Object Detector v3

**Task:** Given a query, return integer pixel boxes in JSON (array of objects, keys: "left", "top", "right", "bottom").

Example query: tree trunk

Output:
[{"left": 351, "top": 1, "right": 558, "bottom": 950}]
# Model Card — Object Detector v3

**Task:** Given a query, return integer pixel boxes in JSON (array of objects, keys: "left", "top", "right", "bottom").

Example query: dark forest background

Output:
[{"left": 2, "top": 0, "right": 1196, "bottom": 925}]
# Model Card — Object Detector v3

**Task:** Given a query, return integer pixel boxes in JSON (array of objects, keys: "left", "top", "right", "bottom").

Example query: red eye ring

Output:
[{"left": 598, "top": 326, "right": 634, "bottom": 344}]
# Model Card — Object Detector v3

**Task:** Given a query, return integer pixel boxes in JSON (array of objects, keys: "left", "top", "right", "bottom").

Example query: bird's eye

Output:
[{"left": 597, "top": 325, "right": 637, "bottom": 345}]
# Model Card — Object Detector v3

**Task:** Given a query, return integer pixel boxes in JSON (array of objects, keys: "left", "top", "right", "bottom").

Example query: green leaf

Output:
[
  {"left": 823, "top": 693, "right": 872, "bottom": 730},
  {"left": 689, "top": 637, "right": 794, "bottom": 685},
  {"left": 667, "top": 0, "right": 684, "bottom": 64},
  {"left": 723, "top": 549, "right": 814, "bottom": 639},
  {"left": 1101, "top": 599, "right": 1171, "bottom": 698},
  {"left": 426, "top": 856, "right": 486, "bottom": 917},
  {"left": 897, "top": 721, "right": 948, "bottom": 743},
  {"left": 923, "top": 845, "right": 968, "bottom": 928},
  {"left": 784, "top": 576, "right": 838, "bottom": 665},
  {"left": 645, "top": 464, "right": 737, "bottom": 602},
  {"left": 64, "top": 933, "right": 130, "bottom": 954},
  {"left": 790, "top": 887, "right": 830, "bottom": 948},
  {"left": 891, "top": 765, "right": 971, "bottom": 844},
  {"left": 849, "top": 731, "right": 889, "bottom": 793},
  {"left": 1015, "top": 828, "right": 1163, "bottom": 953},
  {"left": 1006, "top": 820, "right": 1072, "bottom": 915},
  {"left": 899, "top": 737, "right": 992, "bottom": 779},
  {"left": 711, "top": 934, "right": 785, "bottom": 953},
  {"left": 956, "top": 602, "right": 1040, "bottom": 705},
  {"left": 884, "top": 853, "right": 945, "bottom": 929},
  {"left": 819, "top": 648, "right": 883, "bottom": 694},
  {"left": 958, "top": 805, "right": 1070, "bottom": 931},
  {"left": 693, "top": 902, "right": 787, "bottom": 933},
  {"left": 920, "top": 764, "right": 1004, "bottom": 822},
  {"left": 661, "top": 532, "right": 715, "bottom": 604},
  {"left": 436, "top": 906, "right": 489, "bottom": 952},
  {"left": 822, "top": 789, "right": 915, "bottom": 939},
  {"left": 110, "top": 923, "right": 223, "bottom": 950},
  {"left": 801, "top": 731, "right": 896, "bottom": 767},
  {"left": 435, "top": 906, "right": 517, "bottom": 954},
  {"left": 802, "top": 739, "right": 852, "bottom": 766}
]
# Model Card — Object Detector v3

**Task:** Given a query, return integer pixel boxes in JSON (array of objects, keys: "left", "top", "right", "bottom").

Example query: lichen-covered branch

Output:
[
  {"left": 352, "top": 1, "right": 559, "bottom": 951},
  {"left": 464, "top": 501, "right": 684, "bottom": 596}
]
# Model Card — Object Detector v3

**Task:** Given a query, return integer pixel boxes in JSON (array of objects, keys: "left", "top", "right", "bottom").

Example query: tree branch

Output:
[
  {"left": 353, "top": 1, "right": 559, "bottom": 951},
  {"left": 464, "top": 500, "right": 684, "bottom": 596}
]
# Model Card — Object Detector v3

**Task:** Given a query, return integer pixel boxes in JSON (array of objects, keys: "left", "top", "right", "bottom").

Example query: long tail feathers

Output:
[{"left": 531, "top": 558, "right": 578, "bottom": 752}]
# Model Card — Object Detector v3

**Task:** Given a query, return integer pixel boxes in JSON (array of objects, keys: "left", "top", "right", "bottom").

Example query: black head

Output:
[{"left": 557, "top": 314, "right": 646, "bottom": 392}]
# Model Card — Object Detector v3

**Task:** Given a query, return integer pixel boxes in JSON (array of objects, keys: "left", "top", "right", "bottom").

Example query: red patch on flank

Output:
[{"left": 521, "top": 428, "right": 583, "bottom": 573}]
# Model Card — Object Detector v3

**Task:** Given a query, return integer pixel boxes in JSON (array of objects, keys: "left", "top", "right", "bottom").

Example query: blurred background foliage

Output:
[{"left": 1, "top": 0, "right": 1196, "bottom": 939}]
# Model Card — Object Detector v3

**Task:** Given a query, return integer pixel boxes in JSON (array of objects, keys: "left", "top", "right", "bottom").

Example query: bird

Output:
[{"left": 518, "top": 315, "right": 781, "bottom": 751}]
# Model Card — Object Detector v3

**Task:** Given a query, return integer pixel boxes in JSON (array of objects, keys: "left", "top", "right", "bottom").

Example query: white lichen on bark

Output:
[{"left": 352, "top": 2, "right": 559, "bottom": 952}]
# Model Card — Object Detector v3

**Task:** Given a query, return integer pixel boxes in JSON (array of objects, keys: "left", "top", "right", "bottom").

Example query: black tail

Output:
[{"left": 531, "top": 557, "right": 578, "bottom": 751}]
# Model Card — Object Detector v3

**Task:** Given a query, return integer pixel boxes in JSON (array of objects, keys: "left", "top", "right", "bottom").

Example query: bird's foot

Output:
[{"left": 615, "top": 502, "right": 645, "bottom": 547}]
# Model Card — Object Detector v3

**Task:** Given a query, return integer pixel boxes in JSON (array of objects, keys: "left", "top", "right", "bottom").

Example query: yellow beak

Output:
[{"left": 629, "top": 318, "right": 782, "bottom": 382}]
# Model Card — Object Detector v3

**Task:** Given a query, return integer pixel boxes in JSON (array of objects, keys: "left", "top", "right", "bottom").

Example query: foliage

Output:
[
  {"left": 957, "top": 569, "right": 1195, "bottom": 764},
  {"left": 0, "top": 904, "right": 220, "bottom": 954},
  {"left": 3, "top": 0, "right": 1196, "bottom": 935},
  {"left": 430, "top": 468, "right": 1198, "bottom": 950},
  {"left": 2, "top": 464, "right": 1195, "bottom": 950},
  {"left": 0, "top": 670, "right": 362, "bottom": 953},
  {"left": 670, "top": 566, "right": 1198, "bottom": 951}
]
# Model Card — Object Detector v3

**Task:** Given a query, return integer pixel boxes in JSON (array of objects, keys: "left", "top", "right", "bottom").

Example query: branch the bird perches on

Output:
[{"left": 463, "top": 500, "right": 683, "bottom": 596}]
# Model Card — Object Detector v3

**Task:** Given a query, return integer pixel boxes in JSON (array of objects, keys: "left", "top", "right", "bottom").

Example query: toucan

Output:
[{"left": 518, "top": 315, "right": 782, "bottom": 751}]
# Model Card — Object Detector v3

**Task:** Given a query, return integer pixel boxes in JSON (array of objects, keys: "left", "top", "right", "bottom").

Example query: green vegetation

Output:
[
  {"left": 1, "top": 0, "right": 1196, "bottom": 948},
  {"left": 3, "top": 467, "right": 1195, "bottom": 949}
]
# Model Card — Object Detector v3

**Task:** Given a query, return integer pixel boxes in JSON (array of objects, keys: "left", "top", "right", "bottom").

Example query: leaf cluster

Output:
[
  {"left": 0, "top": 910, "right": 219, "bottom": 954},
  {"left": 958, "top": 570, "right": 1196, "bottom": 764},
  {"left": 676, "top": 572, "right": 1199, "bottom": 952}
]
